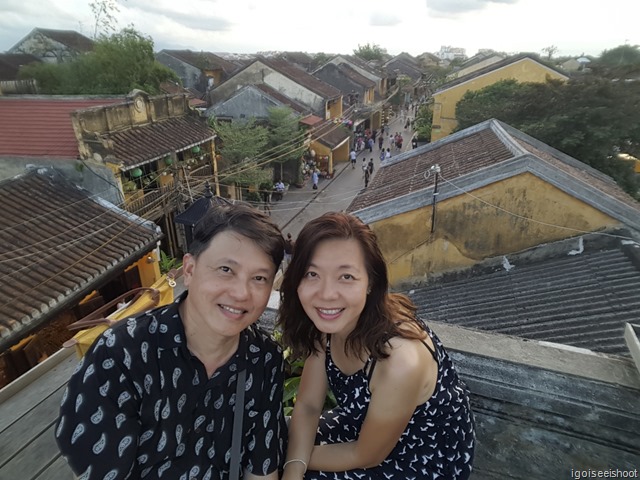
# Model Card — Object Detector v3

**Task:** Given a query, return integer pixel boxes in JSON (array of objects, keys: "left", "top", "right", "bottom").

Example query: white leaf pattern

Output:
[
  {"left": 92, "top": 433, "right": 106, "bottom": 454},
  {"left": 118, "top": 435, "right": 133, "bottom": 457},
  {"left": 71, "top": 423, "right": 85, "bottom": 444},
  {"left": 82, "top": 364, "right": 95, "bottom": 383},
  {"left": 90, "top": 406, "right": 103, "bottom": 424},
  {"left": 195, "top": 437, "right": 204, "bottom": 456},
  {"left": 115, "top": 413, "right": 126, "bottom": 429},
  {"left": 177, "top": 393, "right": 187, "bottom": 413},
  {"left": 172, "top": 367, "right": 181, "bottom": 388}
]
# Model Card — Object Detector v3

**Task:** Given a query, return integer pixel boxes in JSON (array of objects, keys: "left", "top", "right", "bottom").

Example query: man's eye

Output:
[
  {"left": 219, "top": 266, "right": 231, "bottom": 273},
  {"left": 255, "top": 276, "right": 267, "bottom": 282}
]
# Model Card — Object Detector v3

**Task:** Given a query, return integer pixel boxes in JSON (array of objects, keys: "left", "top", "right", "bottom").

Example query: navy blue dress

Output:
[{"left": 306, "top": 322, "right": 475, "bottom": 479}]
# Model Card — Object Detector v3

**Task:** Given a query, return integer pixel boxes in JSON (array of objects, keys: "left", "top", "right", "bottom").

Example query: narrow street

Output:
[{"left": 270, "top": 113, "right": 415, "bottom": 238}]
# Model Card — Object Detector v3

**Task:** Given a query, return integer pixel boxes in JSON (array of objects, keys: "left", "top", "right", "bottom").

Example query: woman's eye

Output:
[
  {"left": 342, "top": 274, "right": 354, "bottom": 280},
  {"left": 304, "top": 271, "right": 317, "bottom": 278}
]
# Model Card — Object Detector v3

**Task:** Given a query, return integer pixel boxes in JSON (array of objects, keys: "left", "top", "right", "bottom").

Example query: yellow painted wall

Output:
[
  {"left": 327, "top": 97, "right": 343, "bottom": 119},
  {"left": 130, "top": 250, "right": 162, "bottom": 288},
  {"left": 369, "top": 173, "right": 620, "bottom": 286},
  {"left": 431, "top": 58, "right": 567, "bottom": 141}
]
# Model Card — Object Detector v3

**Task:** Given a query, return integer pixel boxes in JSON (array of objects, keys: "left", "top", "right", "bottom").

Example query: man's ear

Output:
[{"left": 182, "top": 253, "right": 195, "bottom": 286}]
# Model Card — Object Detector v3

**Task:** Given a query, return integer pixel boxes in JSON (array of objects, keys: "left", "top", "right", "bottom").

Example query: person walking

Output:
[
  {"left": 364, "top": 168, "right": 370, "bottom": 188},
  {"left": 368, "top": 158, "right": 374, "bottom": 176},
  {"left": 350, "top": 149, "right": 357, "bottom": 169},
  {"left": 312, "top": 169, "right": 319, "bottom": 190},
  {"left": 361, "top": 158, "right": 367, "bottom": 178}
]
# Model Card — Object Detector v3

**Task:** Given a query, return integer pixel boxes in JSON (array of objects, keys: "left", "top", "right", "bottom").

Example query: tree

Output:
[
  {"left": 455, "top": 78, "right": 640, "bottom": 198},
  {"left": 541, "top": 45, "right": 559, "bottom": 60},
  {"left": 265, "top": 107, "right": 305, "bottom": 182},
  {"left": 19, "top": 29, "right": 178, "bottom": 94},
  {"left": 212, "top": 118, "right": 269, "bottom": 167},
  {"left": 591, "top": 44, "right": 640, "bottom": 79},
  {"left": 353, "top": 43, "right": 387, "bottom": 62},
  {"left": 90, "top": 0, "right": 120, "bottom": 38}
]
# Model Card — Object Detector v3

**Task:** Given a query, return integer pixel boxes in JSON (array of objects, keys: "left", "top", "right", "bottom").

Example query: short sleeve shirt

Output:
[{"left": 55, "top": 292, "right": 286, "bottom": 480}]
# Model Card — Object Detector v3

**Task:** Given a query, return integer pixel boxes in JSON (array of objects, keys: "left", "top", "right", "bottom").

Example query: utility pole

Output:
[{"left": 430, "top": 164, "right": 441, "bottom": 233}]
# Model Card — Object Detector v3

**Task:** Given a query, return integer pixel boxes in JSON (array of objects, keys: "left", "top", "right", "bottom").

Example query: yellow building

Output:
[
  {"left": 431, "top": 55, "right": 569, "bottom": 142},
  {"left": 348, "top": 119, "right": 640, "bottom": 287}
]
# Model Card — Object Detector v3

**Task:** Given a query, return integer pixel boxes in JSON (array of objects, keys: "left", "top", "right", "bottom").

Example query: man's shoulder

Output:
[{"left": 246, "top": 324, "right": 283, "bottom": 355}]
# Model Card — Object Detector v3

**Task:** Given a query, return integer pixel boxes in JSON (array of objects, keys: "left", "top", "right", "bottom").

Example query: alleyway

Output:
[{"left": 269, "top": 112, "right": 415, "bottom": 238}]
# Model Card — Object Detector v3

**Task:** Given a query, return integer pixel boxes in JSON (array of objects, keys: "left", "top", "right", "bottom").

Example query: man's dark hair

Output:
[{"left": 190, "top": 203, "right": 285, "bottom": 269}]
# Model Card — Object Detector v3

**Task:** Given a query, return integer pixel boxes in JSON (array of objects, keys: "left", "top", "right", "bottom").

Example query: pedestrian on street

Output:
[
  {"left": 312, "top": 170, "right": 319, "bottom": 190},
  {"left": 364, "top": 168, "right": 370, "bottom": 188},
  {"left": 362, "top": 158, "right": 367, "bottom": 178},
  {"left": 368, "top": 158, "right": 374, "bottom": 176},
  {"left": 385, "top": 148, "right": 391, "bottom": 159},
  {"left": 378, "top": 135, "right": 384, "bottom": 150},
  {"left": 350, "top": 149, "right": 357, "bottom": 169}
]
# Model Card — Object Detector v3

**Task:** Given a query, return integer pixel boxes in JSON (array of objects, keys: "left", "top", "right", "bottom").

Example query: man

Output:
[
  {"left": 274, "top": 180, "right": 285, "bottom": 201},
  {"left": 312, "top": 169, "right": 319, "bottom": 190},
  {"left": 56, "top": 204, "right": 287, "bottom": 480},
  {"left": 349, "top": 149, "right": 357, "bottom": 169}
]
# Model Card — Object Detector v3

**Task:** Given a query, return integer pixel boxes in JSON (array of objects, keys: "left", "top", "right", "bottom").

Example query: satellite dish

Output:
[{"left": 93, "top": 152, "right": 103, "bottom": 162}]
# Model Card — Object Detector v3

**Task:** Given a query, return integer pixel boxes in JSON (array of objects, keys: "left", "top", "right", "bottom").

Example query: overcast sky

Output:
[{"left": 1, "top": 0, "right": 638, "bottom": 58}]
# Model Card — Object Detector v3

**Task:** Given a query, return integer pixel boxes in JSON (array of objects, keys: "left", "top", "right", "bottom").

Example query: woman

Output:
[{"left": 278, "top": 212, "right": 474, "bottom": 480}]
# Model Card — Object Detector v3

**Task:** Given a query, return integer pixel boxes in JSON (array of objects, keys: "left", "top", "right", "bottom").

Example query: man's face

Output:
[{"left": 182, "top": 231, "right": 276, "bottom": 339}]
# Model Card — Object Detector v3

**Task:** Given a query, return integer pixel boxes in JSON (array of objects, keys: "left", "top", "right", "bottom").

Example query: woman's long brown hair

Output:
[{"left": 278, "top": 212, "right": 423, "bottom": 360}]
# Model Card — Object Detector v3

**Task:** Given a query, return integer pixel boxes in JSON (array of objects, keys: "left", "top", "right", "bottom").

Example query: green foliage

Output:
[
  {"left": 312, "top": 52, "right": 331, "bottom": 68},
  {"left": 18, "top": 28, "right": 178, "bottom": 94},
  {"left": 592, "top": 44, "right": 640, "bottom": 79},
  {"left": 353, "top": 43, "right": 387, "bottom": 62},
  {"left": 272, "top": 330, "right": 337, "bottom": 416},
  {"left": 266, "top": 106, "right": 305, "bottom": 178},
  {"left": 212, "top": 118, "right": 269, "bottom": 165},
  {"left": 413, "top": 104, "right": 434, "bottom": 141},
  {"left": 455, "top": 77, "right": 640, "bottom": 198},
  {"left": 90, "top": 0, "right": 120, "bottom": 38},
  {"left": 159, "top": 250, "right": 181, "bottom": 275}
]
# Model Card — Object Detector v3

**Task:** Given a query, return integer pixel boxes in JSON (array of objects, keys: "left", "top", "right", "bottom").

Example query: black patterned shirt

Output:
[{"left": 55, "top": 292, "right": 286, "bottom": 479}]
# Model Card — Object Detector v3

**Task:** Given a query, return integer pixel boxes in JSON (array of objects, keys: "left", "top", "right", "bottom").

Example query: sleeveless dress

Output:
[{"left": 305, "top": 322, "right": 475, "bottom": 480}]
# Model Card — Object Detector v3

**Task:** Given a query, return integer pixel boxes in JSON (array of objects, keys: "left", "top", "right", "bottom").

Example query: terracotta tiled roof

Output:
[
  {"left": 313, "top": 122, "right": 351, "bottom": 149},
  {"left": 348, "top": 128, "right": 513, "bottom": 212},
  {"left": 0, "top": 168, "right": 162, "bottom": 350},
  {"left": 300, "top": 114, "right": 323, "bottom": 126},
  {"left": 348, "top": 120, "right": 640, "bottom": 230},
  {"left": 259, "top": 58, "right": 342, "bottom": 100},
  {"left": 103, "top": 115, "right": 215, "bottom": 168},
  {"left": 161, "top": 49, "right": 237, "bottom": 75},
  {"left": 0, "top": 96, "right": 123, "bottom": 158},
  {"left": 0, "top": 53, "right": 41, "bottom": 80},
  {"left": 159, "top": 82, "right": 207, "bottom": 108}
]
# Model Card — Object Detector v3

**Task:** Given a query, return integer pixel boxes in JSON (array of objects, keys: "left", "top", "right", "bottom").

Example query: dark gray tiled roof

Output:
[
  {"left": 0, "top": 169, "right": 163, "bottom": 350},
  {"left": 406, "top": 237, "right": 640, "bottom": 356}
]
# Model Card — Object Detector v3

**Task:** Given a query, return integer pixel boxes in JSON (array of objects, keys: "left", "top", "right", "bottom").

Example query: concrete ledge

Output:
[
  {"left": 430, "top": 320, "right": 640, "bottom": 390},
  {"left": 625, "top": 322, "right": 640, "bottom": 377}
]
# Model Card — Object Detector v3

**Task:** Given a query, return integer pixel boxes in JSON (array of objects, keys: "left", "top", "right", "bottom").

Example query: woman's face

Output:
[{"left": 297, "top": 238, "right": 369, "bottom": 339}]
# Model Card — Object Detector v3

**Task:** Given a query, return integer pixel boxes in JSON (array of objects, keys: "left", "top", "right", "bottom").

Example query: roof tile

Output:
[{"left": 0, "top": 169, "right": 162, "bottom": 349}]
